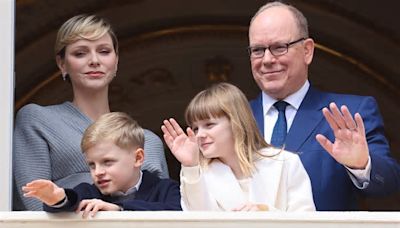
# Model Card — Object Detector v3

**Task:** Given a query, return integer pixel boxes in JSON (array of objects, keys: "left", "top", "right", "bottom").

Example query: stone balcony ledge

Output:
[{"left": 1, "top": 211, "right": 400, "bottom": 228}]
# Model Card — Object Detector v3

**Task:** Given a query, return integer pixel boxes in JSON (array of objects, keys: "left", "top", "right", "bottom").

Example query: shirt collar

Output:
[
  {"left": 111, "top": 170, "right": 143, "bottom": 197},
  {"left": 262, "top": 80, "right": 310, "bottom": 115}
]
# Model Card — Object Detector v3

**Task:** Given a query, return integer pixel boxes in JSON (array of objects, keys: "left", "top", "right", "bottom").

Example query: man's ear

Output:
[
  {"left": 303, "top": 38, "right": 315, "bottom": 65},
  {"left": 133, "top": 148, "right": 144, "bottom": 167},
  {"left": 56, "top": 55, "right": 66, "bottom": 74}
]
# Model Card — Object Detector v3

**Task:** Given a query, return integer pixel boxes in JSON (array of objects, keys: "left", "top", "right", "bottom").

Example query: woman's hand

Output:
[
  {"left": 22, "top": 179, "right": 66, "bottom": 206},
  {"left": 161, "top": 118, "right": 200, "bottom": 167}
]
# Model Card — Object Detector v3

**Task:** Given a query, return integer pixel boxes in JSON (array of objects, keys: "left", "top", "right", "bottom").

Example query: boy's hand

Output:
[
  {"left": 76, "top": 199, "right": 121, "bottom": 218},
  {"left": 22, "top": 179, "right": 66, "bottom": 206}
]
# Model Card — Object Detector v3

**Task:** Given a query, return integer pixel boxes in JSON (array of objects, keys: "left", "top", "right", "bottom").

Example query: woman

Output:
[
  {"left": 161, "top": 83, "right": 315, "bottom": 211},
  {"left": 14, "top": 15, "right": 169, "bottom": 211}
]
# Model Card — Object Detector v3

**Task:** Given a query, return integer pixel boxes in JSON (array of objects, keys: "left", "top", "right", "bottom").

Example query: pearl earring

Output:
[{"left": 62, "top": 72, "right": 67, "bottom": 81}]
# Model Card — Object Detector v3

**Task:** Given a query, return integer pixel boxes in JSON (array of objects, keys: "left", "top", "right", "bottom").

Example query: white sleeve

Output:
[
  {"left": 286, "top": 155, "right": 316, "bottom": 211},
  {"left": 180, "top": 165, "right": 219, "bottom": 210}
]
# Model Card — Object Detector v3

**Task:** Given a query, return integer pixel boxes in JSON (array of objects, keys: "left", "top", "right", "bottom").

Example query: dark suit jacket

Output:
[
  {"left": 44, "top": 171, "right": 182, "bottom": 212},
  {"left": 250, "top": 86, "right": 400, "bottom": 210}
]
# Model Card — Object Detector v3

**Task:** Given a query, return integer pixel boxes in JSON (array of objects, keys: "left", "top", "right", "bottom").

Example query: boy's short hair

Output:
[{"left": 81, "top": 112, "right": 144, "bottom": 153}]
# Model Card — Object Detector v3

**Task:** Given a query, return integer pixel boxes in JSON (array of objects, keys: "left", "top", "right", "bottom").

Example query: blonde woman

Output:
[
  {"left": 14, "top": 15, "right": 168, "bottom": 211},
  {"left": 162, "top": 83, "right": 315, "bottom": 211}
]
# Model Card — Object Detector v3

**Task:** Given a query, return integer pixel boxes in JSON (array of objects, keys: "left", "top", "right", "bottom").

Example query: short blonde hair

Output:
[
  {"left": 185, "top": 83, "right": 270, "bottom": 177},
  {"left": 55, "top": 14, "right": 119, "bottom": 58},
  {"left": 81, "top": 112, "right": 144, "bottom": 153}
]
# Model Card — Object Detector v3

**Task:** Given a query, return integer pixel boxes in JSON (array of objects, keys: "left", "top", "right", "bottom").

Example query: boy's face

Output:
[{"left": 85, "top": 141, "right": 143, "bottom": 195}]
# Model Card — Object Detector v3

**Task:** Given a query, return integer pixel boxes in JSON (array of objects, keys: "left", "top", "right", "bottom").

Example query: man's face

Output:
[{"left": 249, "top": 6, "right": 314, "bottom": 100}]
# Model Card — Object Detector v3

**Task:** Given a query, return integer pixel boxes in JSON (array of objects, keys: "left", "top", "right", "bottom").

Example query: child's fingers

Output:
[
  {"left": 22, "top": 186, "right": 35, "bottom": 193},
  {"left": 76, "top": 200, "right": 88, "bottom": 213},
  {"left": 23, "top": 190, "right": 37, "bottom": 198},
  {"left": 162, "top": 120, "right": 177, "bottom": 137},
  {"left": 82, "top": 203, "right": 94, "bottom": 219},
  {"left": 170, "top": 118, "right": 185, "bottom": 135},
  {"left": 25, "top": 179, "right": 50, "bottom": 188},
  {"left": 232, "top": 204, "right": 246, "bottom": 211},
  {"left": 90, "top": 204, "right": 101, "bottom": 217},
  {"left": 160, "top": 125, "right": 169, "bottom": 136}
]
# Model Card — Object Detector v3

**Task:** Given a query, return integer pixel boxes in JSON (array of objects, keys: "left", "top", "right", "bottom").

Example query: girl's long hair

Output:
[{"left": 185, "top": 82, "right": 271, "bottom": 177}]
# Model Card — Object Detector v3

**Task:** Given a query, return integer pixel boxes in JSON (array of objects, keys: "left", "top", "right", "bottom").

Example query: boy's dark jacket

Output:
[{"left": 44, "top": 171, "right": 181, "bottom": 211}]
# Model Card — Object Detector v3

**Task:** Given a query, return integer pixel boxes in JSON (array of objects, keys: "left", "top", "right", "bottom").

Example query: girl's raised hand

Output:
[{"left": 161, "top": 118, "right": 200, "bottom": 166}]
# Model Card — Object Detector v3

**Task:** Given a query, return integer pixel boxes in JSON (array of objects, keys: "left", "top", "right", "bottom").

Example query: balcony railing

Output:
[{"left": 1, "top": 211, "right": 400, "bottom": 228}]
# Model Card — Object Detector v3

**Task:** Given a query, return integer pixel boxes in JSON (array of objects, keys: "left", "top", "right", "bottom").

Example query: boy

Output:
[{"left": 23, "top": 112, "right": 181, "bottom": 217}]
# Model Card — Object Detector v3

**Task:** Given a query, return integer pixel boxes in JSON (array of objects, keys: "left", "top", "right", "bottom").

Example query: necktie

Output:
[{"left": 270, "top": 101, "right": 288, "bottom": 147}]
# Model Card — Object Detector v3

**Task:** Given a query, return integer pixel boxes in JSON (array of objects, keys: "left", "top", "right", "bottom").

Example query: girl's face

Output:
[
  {"left": 191, "top": 116, "right": 236, "bottom": 165},
  {"left": 57, "top": 33, "right": 118, "bottom": 93}
]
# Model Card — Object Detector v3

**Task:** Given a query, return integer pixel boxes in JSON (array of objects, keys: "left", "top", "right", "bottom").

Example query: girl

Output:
[{"left": 161, "top": 82, "right": 315, "bottom": 211}]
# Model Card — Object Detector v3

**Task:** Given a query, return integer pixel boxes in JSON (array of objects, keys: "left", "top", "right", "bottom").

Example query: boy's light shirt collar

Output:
[
  {"left": 111, "top": 170, "right": 143, "bottom": 197},
  {"left": 262, "top": 80, "right": 310, "bottom": 115}
]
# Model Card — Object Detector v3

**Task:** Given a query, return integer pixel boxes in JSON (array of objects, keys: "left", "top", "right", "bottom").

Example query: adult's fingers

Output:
[
  {"left": 354, "top": 113, "right": 365, "bottom": 136},
  {"left": 341, "top": 105, "right": 357, "bottom": 130},
  {"left": 316, "top": 134, "right": 333, "bottom": 155},
  {"left": 329, "top": 103, "right": 347, "bottom": 130},
  {"left": 322, "top": 107, "right": 340, "bottom": 133}
]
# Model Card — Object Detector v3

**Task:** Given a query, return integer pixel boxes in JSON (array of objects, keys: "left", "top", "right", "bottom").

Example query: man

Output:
[{"left": 248, "top": 1, "right": 400, "bottom": 210}]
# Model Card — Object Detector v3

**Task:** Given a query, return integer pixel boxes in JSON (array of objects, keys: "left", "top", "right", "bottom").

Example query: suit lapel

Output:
[{"left": 285, "top": 87, "right": 326, "bottom": 152}]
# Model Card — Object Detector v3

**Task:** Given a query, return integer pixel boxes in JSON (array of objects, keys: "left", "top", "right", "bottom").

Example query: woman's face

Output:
[{"left": 57, "top": 33, "right": 118, "bottom": 92}]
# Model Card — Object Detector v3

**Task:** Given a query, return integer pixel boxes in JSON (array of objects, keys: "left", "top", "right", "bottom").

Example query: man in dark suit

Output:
[{"left": 248, "top": 1, "right": 400, "bottom": 210}]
